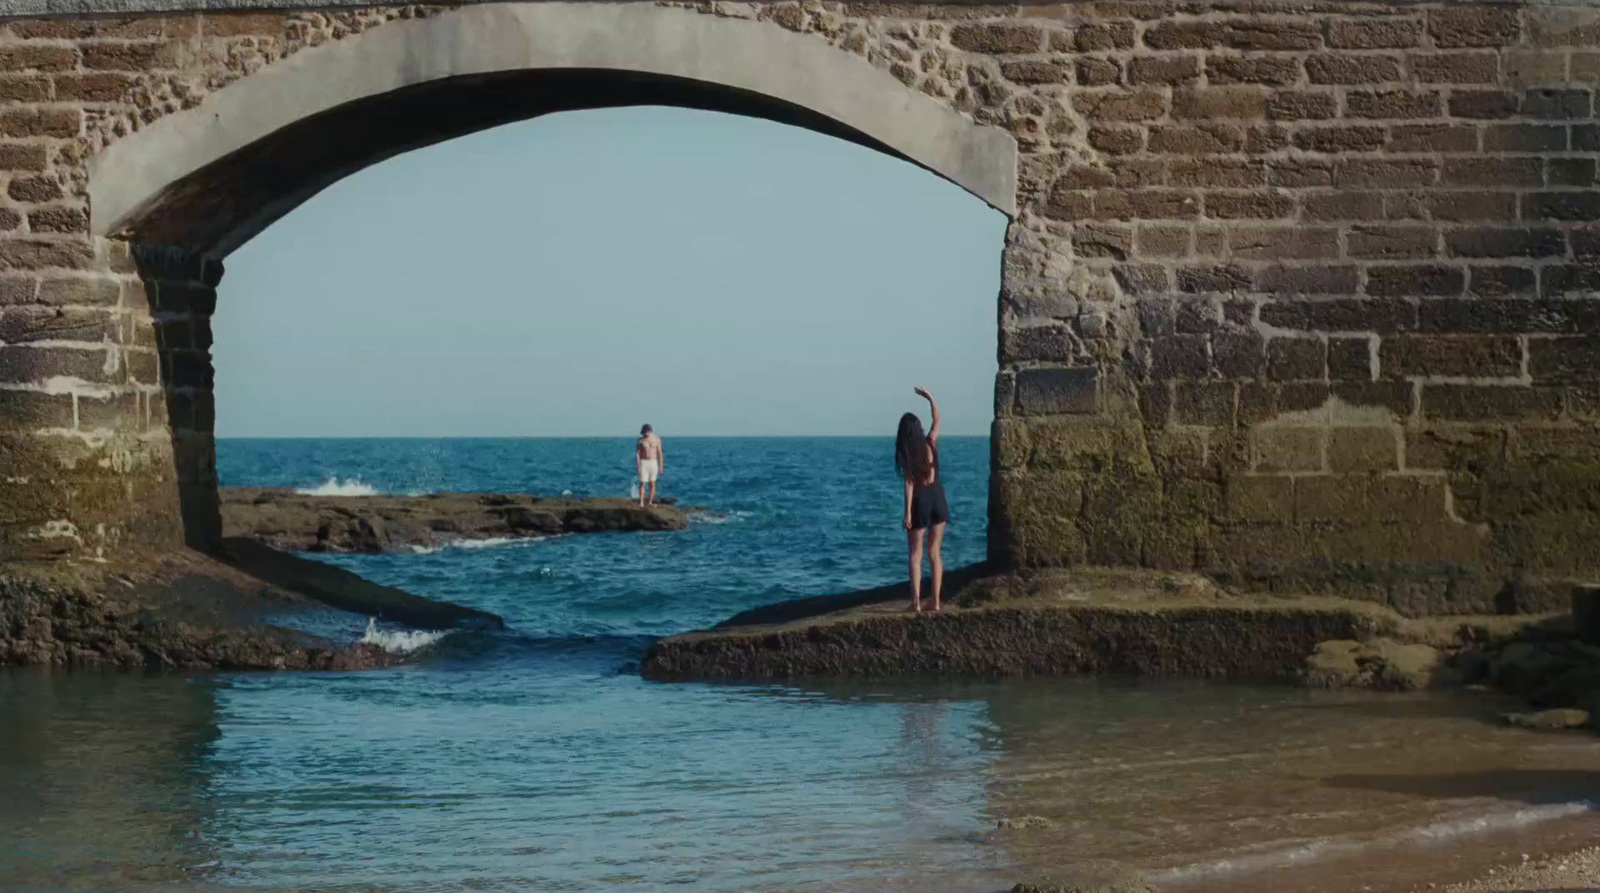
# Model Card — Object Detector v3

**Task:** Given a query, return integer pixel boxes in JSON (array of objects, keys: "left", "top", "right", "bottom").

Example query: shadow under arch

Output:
[{"left": 83, "top": 3, "right": 1017, "bottom": 553}]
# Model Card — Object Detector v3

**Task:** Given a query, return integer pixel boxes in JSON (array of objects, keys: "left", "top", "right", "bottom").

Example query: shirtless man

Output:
[{"left": 636, "top": 424, "right": 664, "bottom": 507}]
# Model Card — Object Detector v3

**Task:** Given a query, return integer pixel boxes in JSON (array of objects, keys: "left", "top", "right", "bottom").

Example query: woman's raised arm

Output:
[{"left": 914, "top": 386, "right": 940, "bottom": 444}]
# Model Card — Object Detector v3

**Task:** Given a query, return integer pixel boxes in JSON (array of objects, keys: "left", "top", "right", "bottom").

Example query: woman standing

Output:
[{"left": 896, "top": 386, "right": 949, "bottom": 613}]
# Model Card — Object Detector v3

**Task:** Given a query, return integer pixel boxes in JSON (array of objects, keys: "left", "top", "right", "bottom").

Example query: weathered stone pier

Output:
[{"left": 2, "top": 0, "right": 1600, "bottom": 665}]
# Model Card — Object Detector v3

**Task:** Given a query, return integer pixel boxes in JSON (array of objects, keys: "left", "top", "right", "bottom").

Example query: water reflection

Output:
[
  {"left": 5, "top": 668, "right": 1600, "bottom": 893},
  {"left": 0, "top": 670, "right": 221, "bottom": 893}
]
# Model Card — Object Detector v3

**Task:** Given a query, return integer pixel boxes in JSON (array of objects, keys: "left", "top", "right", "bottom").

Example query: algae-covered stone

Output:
[
  {"left": 1503, "top": 708, "right": 1591, "bottom": 731},
  {"left": 1305, "top": 638, "right": 1439, "bottom": 691},
  {"left": 1307, "top": 640, "right": 1364, "bottom": 688},
  {"left": 1013, "top": 862, "right": 1154, "bottom": 893}
]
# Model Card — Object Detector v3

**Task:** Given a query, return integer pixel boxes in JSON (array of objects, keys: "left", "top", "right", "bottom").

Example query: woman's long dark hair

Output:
[{"left": 895, "top": 412, "right": 936, "bottom": 484}]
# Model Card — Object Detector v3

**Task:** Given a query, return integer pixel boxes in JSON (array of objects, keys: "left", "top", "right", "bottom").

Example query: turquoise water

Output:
[{"left": 5, "top": 437, "right": 1600, "bottom": 893}]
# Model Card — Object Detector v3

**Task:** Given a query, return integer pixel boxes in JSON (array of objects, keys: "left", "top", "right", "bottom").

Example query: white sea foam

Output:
[
  {"left": 689, "top": 510, "right": 749, "bottom": 525},
  {"left": 296, "top": 476, "right": 379, "bottom": 497},
  {"left": 359, "top": 618, "right": 448, "bottom": 654},
  {"left": 1152, "top": 801, "right": 1597, "bottom": 883},
  {"left": 454, "top": 535, "right": 548, "bottom": 550}
]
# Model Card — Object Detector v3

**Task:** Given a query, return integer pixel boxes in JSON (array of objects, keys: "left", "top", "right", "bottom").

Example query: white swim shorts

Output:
[{"left": 638, "top": 459, "right": 659, "bottom": 483}]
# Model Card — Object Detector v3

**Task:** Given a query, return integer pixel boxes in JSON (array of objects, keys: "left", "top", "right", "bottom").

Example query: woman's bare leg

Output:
[
  {"left": 907, "top": 528, "right": 925, "bottom": 612},
  {"left": 928, "top": 523, "right": 946, "bottom": 612}
]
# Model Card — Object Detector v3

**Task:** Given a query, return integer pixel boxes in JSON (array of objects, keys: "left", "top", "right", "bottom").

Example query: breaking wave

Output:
[
  {"left": 360, "top": 618, "right": 449, "bottom": 653},
  {"left": 296, "top": 476, "right": 379, "bottom": 497}
]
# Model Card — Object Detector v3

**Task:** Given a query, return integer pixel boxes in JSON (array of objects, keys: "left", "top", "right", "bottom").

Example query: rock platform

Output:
[{"left": 221, "top": 488, "right": 691, "bottom": 553}]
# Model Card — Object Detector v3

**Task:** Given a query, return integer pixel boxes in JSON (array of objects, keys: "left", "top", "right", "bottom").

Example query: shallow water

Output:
[{"left": 2, "top": 438, "right": 1598, "bottom": 893}]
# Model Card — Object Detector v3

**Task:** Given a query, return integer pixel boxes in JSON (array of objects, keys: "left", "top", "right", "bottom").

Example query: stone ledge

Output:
[{"left": 641, "top": 568, "right": 1397, "bottom": 680}]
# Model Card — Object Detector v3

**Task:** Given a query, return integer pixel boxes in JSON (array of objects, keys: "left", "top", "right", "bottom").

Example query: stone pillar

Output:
[{"left": 0, "top": 238, "right": 187, "bottom": 559}]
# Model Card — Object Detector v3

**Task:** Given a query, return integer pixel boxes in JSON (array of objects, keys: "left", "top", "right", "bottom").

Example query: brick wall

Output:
[{"left": 0, "top": 1, "right": 1596, "bottom": 613}]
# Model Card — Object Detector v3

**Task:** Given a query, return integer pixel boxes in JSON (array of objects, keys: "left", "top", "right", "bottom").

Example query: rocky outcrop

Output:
[
  {"left": 0, "top": 551, "right": 397, "bottom": 670},
  {"left": 642, "top": 569, "right": 1393, "bottom": 681},
  {"left": 220, "top": 488, "right": 691, "bottom": 553},
  {"left": 1306, "top": 639, "right": 1442, "bottom": 692}
]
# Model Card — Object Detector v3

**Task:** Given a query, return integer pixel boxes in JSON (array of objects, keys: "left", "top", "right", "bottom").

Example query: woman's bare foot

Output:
[{"left": 909, "top": 601, "right": 923, "bottom": 613}]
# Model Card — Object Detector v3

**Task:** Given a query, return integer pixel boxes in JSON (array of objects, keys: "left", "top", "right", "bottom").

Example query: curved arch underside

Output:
[{"left": 88, "top": 3, "right": 1018, "bottom": 256}]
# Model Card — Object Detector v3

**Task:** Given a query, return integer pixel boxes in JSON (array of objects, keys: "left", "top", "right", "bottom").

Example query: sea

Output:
[{"left": 3, "top": 437, "right": 1600, "bottom": 893}]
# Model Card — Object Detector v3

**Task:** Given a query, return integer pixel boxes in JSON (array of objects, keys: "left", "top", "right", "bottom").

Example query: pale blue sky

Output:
[{"left": 215, "top": 107, "right": 1006, "bottom": 437}]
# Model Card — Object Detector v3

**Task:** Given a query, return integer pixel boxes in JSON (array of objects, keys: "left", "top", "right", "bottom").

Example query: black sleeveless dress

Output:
[{"left": 909, "top": 450, "right": 950, "bottom": 530}]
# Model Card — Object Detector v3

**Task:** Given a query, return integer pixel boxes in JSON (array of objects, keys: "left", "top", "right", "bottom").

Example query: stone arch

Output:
[
  {"left": 88, "top": 2, "right": 1017, "bottom": 256},
  {"left": 72, "top": 2, "right": 1018, "bottom": 553}
]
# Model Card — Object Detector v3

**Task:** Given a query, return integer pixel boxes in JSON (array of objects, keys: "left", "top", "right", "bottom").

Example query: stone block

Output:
[
  {"left": 1225, "top": 20, "right": 1321, "bottom": 51},
  {"left": 1306, "top": 54, "right": 1403, "bottom": 84},
  {"left": 1467, "top": 267, "right": 1538, "bottom": 297},
  {"left": 0, "top": 345, "right": 114, "bottom": 385},
  {"left": 1269, "top": 159, "right": 1333, "bottom": 188},
  {"left": 1266, "top": 337, "right": 1326, "bottom": 381},
  {"left": 1347, "top": 226, "right": 1439, "bottom": 259},
  {"left": 1411, "top": 52, "right": 1500, "bottom": 84},
  {"left": 1391, "top": 125, "right": 1480, "bottom": 153},
  {"left": 1026, "top": 418, "right": 1151, "bottom": 474},
  {"left": 1524, "top": 192, "right": 1600, "bottom": 222},
  {"left": 949, "top": 22, "right": 1043, "bottom": 53},
  {"left": 1430, "top": 6, "right": 1521, "bottom": 48},
  {"left": 1422, "top": 384, "right": 1565, "bottom": 422},
  {"left": 1446, "top": 226, "right": 1567, "bottom": 258},
  {"left": 1150, "top": 334, "right": 1209, "bottom": 379},
  {"left": 1328, "top": 338, "right": 1374, "bottom": 381},
  {"left": 1337, "top": 161, "right": 1440, "bottom": 189},
  {"left": 1369, "top": 264, "right": 1465, "bottom": 299},
  {"left": 1294, "top": 474, "right": 1364, "bottom": 521},
  {"left": 992, "top": 470, "right": 1087, "bottom": 567},
  {"left": 1329, "top": 18, "right": 1422, "bottom": 49},
  {"left": 1367, "top": 475, "right": 1450, "bottom": 523},
  {"left": 1207, "top": 56, "right": 1301, "bottom": 87},
  {"left": 1175, "top": 380, "right": 1236, "bottom": 427},
  {"left": 1213, "top": 332, "right": 1266, "bottom": 378},
  {"left": 1304, "top": 193, "right": 1384, "bottom": 222},
  {"left": 994, "top": 371, "right": 1016, "bottom": 418},
  {"left": 1328, "top": 426, "right": 1400, "bottom": 473},
  {"left": 1253, "top": 425, "right": 1324, "bottom": 472},
  {"left": 1128, "top": 56, "right": 1201, "bottom": 86},
  {"left": 1345, "top": 90, "right": 1443, "bottom": 119},
  {"left": 1294, "top": 125, "right": 1388, "bottom": 153},
  {"left": 1225, "top": 474, "right": 1294, "bottom": 522},
  {"left": 76, "top": 392, "right": 139, "bottom": 432},
  {"left": 1229, "top": 226, "right": 1339, "bottom": 260},
  {"left": 0, "top": 306, "right": 115, "bottom": 344},
  {"left": 1522, "top": 88, "right": 1593, "bottom": 119},
  {"left": 1144, "top": 20, "right": 1226, "bottom": 49},
  {"left": 1529, "top": 336, "right": 1600, "bottom": 383},
  {"left": 1380, "top": 335, "right": 1521, "bottom": 379},
  {"left": 1484, "top": 124, "right": 1567, "bottom": 152},
  {"left": 1171, "top": 87, "right": 1268, "bottom": 120},
  {"left": 1333, "top": 381, "right": 1414, "bottom": 420},
  {"left": 0, "top": 108, "right": 80, "bottom": 139},
  {"left": 1176, "top": 263, "right": 1250, "bottom": 293},
  {"left": 1016, "top": 367, "right": 1098, "bottom": 416},
  {"left": 1443, "top": 158, "right": 1544, "bottom": 188},
  {"left": 1000, "top": 325, "right": 1075, "bottom": 363},
  {"left": 1072, "top": 90, "right": 1168, "bottom": 122},
  {"left": 0, "top": 389, "right": 74, "bottom": 430}
]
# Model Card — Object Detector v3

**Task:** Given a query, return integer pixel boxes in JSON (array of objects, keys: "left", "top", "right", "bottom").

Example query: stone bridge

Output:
[{"left": 1, "top": 0, "right": 1598, "bottom": 615}]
